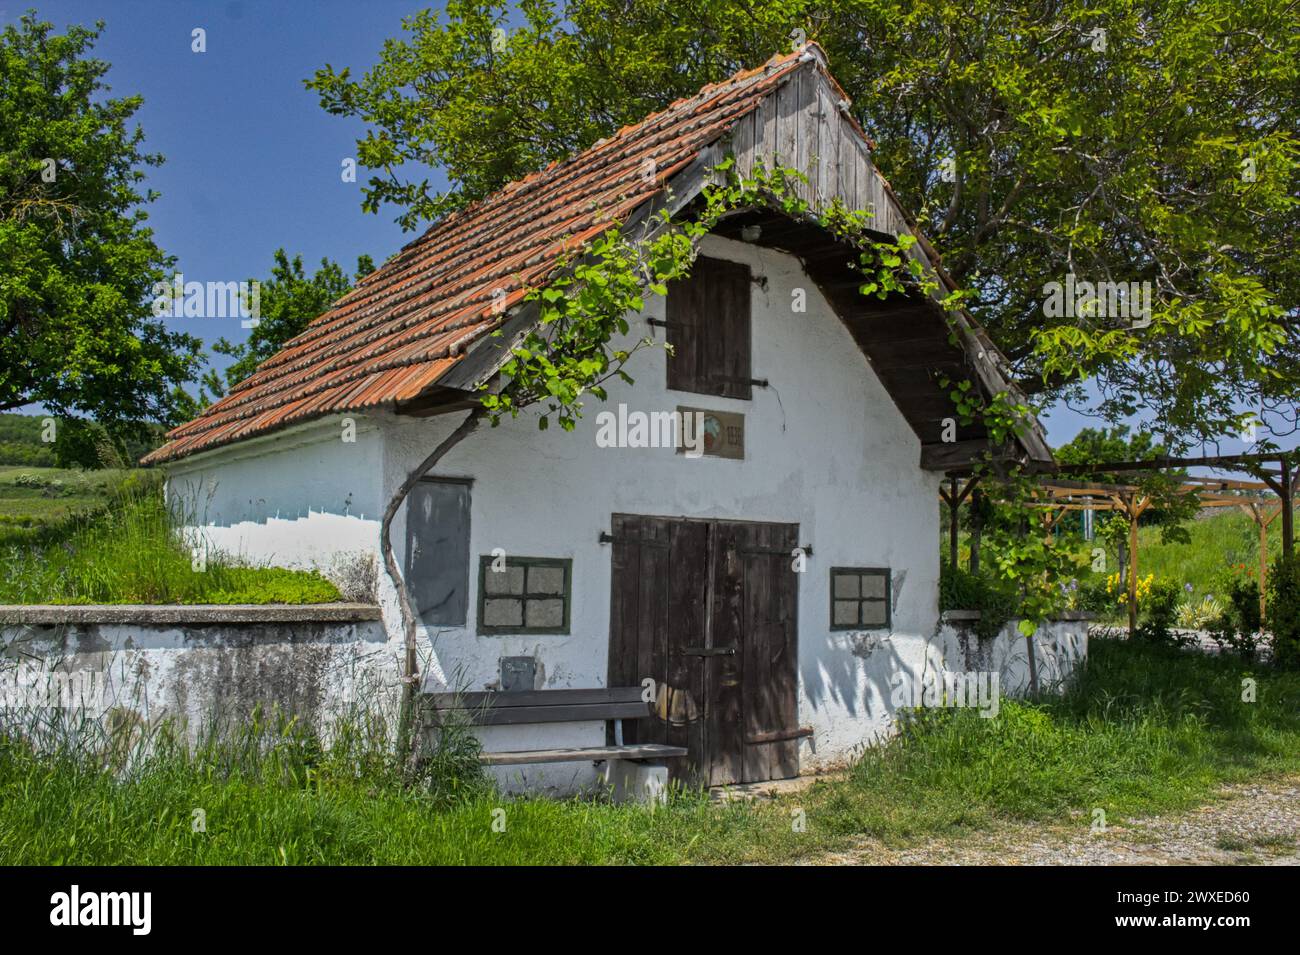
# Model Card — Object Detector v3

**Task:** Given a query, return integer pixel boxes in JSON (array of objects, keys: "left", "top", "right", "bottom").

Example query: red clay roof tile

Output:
[{"left": 144, "top": 47, "right": 811, "bottom": 465}]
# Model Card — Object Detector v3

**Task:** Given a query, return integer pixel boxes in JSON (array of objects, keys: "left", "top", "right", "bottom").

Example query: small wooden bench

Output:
[{"left": 425, "top": 687, "right": 687, "bottom": 766}]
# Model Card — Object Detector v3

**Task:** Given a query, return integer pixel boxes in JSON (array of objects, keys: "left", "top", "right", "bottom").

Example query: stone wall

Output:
[{"left": 0, "top": 604, "right": 394, "bottom": 736}]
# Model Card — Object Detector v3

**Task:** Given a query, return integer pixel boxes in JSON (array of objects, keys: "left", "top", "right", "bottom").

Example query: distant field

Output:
[
  {"left": 1135, "top": 509, "right": 1276, "bottom": 601},
  {"left": 0, "top": 466, "right": 129, "bottom": 544}
]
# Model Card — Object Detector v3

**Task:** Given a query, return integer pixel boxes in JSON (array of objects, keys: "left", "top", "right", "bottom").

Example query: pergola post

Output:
[
  {"left": 940, "top": 476, "right": 978, "bottom": 571},
  {"left": 948, "top": 476, "right": 960, "bottom": 570},
  {"left": 1259, "top": 511, "right": 1269, "bottom": 620},
  {"left": 969, "top": 487, "right": 984, "bottom": 574},
  {"left": 1127, "top": 503, "right": 1139, "bottom": 635},
  {"left": 1110, "top": 491, "right": 1150, "bottom": 636},
  {"left": 1239, "top": 502, "right": 1282, "bottom": 621},
  {"left": 1282, "top": 456, "right": 1295, "bottom": 556}
]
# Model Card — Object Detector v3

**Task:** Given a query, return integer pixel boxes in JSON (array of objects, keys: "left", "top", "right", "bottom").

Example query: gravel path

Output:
[{"left": 816, "top": 777, "right": 1300, "bottom": 866}]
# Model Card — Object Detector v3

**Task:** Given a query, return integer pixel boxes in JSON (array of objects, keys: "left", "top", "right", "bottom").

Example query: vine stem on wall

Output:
[{"left": 381, "top": 405, "right": 486, "bottom": 766}]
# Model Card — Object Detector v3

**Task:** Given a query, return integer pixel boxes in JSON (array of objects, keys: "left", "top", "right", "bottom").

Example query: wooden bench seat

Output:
[{"left": 424, "top": 686, "right": 687, "bottom": 766}]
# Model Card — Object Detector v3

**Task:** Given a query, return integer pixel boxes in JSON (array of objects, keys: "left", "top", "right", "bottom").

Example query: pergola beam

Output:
[{"left": 1046, "top": 451, "right": 1298, "bottom": 553}]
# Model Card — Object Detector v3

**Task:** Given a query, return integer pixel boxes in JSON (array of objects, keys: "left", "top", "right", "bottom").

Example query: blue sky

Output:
[
  {"left": 14, "top": 1, "right": 437, "bottom": 356},
  {"left": 7, "top": 2, "right": 1273, "bottom": 456}
]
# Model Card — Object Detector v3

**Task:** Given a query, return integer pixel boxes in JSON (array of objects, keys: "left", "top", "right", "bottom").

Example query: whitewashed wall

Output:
[
  {"left": 0, "top": 614, "right": 394, "bottom": 739},
  {"left": 167, "top": 234, "right": 973, "bottom": 791},
  {"left": 165, "top": 417, "right": 385, "bottom": 599}
]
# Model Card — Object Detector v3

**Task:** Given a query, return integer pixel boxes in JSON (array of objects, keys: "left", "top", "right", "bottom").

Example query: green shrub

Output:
[
  {"left": 1208, "top": 615, "right": 1261, "bottom": 661},
  {"left": 939, "top": 560, "right": 1018, "bottom": 639},
  {"left": 1225, "top": 575, "right": 1263, "bottom": 634},
  {"left": 1135, "top": 579, "right": 1189, "bottom": 647},
  {"left": 1076, "top": 575, "right": 1117, "bottom": 616},
  {"left": 1266, "top": 553, "right": 1300, "bottom": 668}
]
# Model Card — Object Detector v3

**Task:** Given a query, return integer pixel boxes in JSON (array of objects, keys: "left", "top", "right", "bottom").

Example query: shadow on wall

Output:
[
  {"left": 166, "top": 473, "right": 381, "bottom": 602},
  {"left": 801, "top": 627, "right": 923, "bottom": 722},
  {"left": 799, "top": 615, "right": 1089, "bottom": 748},
  {"left": 797, "top": 565, "right": 919, "bottom": 723}
]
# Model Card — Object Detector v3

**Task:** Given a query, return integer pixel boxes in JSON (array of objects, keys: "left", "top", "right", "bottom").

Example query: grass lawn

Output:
[
  {"left": 0, "top": 468, "right": 340, "bottom": 605},
  {"left": 2, "top": 637, "right": 1296, "bottom": 864}
]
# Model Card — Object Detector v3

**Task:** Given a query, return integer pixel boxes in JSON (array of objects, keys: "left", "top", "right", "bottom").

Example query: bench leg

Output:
[{"left": 604, "top": 760, "right": 669, "bottom": 806}]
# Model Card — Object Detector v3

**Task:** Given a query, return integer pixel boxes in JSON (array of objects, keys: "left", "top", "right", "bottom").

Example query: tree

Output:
[
  {"left": 0, "top": 413, "right": 55, "bottom": 466},
  {"left": 201, "top": 249, "right": 375, "bottom": 399},
  {"left": 0, "top": 15, "right": 201, "bottom": 426},
  {"left": 307, "top": 0, "right": 1300, "bottom": 448},
  {"left": 1054, "top": 425, "right": 1167, "bottom": 482}
]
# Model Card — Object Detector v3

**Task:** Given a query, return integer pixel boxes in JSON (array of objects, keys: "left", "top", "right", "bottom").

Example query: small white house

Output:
[{"left": 146, "top": 44, "right": 1060, "bottom": 791}]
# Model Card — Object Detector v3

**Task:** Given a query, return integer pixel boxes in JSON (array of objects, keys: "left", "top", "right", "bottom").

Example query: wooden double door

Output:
[{"left": 607, "top": 514, "right": 800, "bottom": 786}]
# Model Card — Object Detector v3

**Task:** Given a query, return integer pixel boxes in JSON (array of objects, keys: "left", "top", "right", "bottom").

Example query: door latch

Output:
[{"left": 682, "top": 646, "right": 736, "bottom": 657}]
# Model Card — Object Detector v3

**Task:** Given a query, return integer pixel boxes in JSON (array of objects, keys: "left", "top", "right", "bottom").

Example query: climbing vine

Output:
[
  {"left": 479, "top": 157, "right": 926, "bottom": 431},
  {"left": 934, "top": 304, "right": 1084, "bottom": 635},
  {"left": 938, "top": 375, "right": 1078, "bottom": 635}
]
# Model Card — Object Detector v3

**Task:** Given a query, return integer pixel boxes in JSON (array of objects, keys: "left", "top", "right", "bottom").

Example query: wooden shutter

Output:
[
  {"left": 666, "top": 255, "right": 753, "bottom": 399},
  {"left": 405, "top": 479, "right": 471, "bottom": 625}
]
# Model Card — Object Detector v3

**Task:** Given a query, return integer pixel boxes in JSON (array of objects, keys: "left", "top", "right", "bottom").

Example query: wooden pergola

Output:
[
  {"left": 1056, "top": 451, "right": 1300, "bottom": 555},
  {"left": 940, "top": 451, "right": 1300, "bottom": 633}
]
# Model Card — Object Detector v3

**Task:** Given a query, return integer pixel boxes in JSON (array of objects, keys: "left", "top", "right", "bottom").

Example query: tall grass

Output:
[
  {"left": 831, "top": 636, "right": 1300, "bottom": 839},
  {"left": 0, "top": 471, "right": 339, "bottom": 604}
]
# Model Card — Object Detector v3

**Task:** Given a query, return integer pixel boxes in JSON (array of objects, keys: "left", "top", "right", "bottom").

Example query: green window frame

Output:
[
  {"left": 477, "top": 556, "right": 572, "bottom": 635},
  {"left": 830, "top": 567, "right": 891, "bottom": 631}
]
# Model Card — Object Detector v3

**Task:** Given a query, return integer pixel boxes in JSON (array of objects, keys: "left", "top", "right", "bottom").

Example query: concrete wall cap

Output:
[{"left": 0, "top": 604, "right": 382, "bottom": 625}]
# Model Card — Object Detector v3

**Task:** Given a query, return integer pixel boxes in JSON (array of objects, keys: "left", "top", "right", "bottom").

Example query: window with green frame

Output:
[
  {"left": 830, "top": 567, "right": 891, "bottom": 630},
  {"left": 477, "top": 556, "right": 572, "bottom": 635}
]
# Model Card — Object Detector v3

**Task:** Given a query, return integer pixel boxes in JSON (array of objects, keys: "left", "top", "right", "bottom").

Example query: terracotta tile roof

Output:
[{"left": 144, "top": 46, "right": 815, "bottom": 465}]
